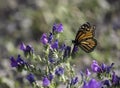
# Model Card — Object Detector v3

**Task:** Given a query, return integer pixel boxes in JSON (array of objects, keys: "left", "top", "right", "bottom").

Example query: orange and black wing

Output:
[
  {"left": 75, "top": 22, "right": 95, "bottom": 41},
  {"left": 79, "top": 38, "right": 97, "bottom": 53}
]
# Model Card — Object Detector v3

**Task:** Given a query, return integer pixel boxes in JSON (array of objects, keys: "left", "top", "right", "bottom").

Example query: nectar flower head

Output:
[
  {"left": 91, "top": 60, "right": 101, "bottom": 73},
  {"left": 85, "top": 68, "right": 91, "bottom": 76},
  {"left": 60, "top": 43, "right": 66, "bottom": 51},
  {"left": 52, "top": 23, "right": 63, "bottom": 33},
  {"left": 83, "top": 79, "right": 102, "bottom": 88},
  {"left": 49, "top": 58, "right": 55, "bottom": 63},
  {"left": 48, "top": 32, "right": 53, "bottom": 43},
  {"left": 112, "top": 71, "right": 120, "bottom": 86},
  {"left": 10, "top": 56, "right": 18, "bottom": 67},
  {"left": 42, "top": 77, "right": 50, "bottom": 87},
  {"left": 51, "top": 40, "right": 59, "bottom": 50},
  {"left": 16, "top": 55, "right": 26, "bottom": 65},
  {"left": 55, "top": 67, "right": 64, "bottom": 76},
  {"left": 48, "top": 73, "right": 53, "bottom": 81},
  {"left": 107, "top": 63, "right": 114, "bottom": 73},
  {"left": 10, "top": 55, "right": 26, "bottom": 68},
  {"left": 20, "top": 43, "right": 33, "bottom": 55},
  {"left": 26, "top": 73, "right": 35, "bottom": 84},
  {"left": 63, "top": 46, "right": 71, "bottom": 58},
  {"left": 72, "top": 45, "right": 79, "bottom": 53},
  {"left": 70, "top": 77, "right": 78, "bottom": 85},
  {"left": 40, "top": 33, "right": 48, "bottom": 45},
  {"left": 103, "top": 80, "right": 111, "bottom": 87}
]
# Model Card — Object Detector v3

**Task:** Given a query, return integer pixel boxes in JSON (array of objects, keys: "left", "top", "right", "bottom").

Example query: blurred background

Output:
[{"left": 0, "top": 0, "right": 120, "bottom": 88}]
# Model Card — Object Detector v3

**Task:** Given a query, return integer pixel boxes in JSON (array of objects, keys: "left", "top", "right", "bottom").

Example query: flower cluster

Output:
[
  {"left": 82, "top": 60, "right": 120, "bottom": 88},
  {"left": 10, "top": 23, "right": 120, "bottom": 88}
]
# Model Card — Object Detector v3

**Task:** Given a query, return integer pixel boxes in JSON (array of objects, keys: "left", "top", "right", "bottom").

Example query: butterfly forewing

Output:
[{"left": 75, "top": 24, "right": 95, "bottom": 41}]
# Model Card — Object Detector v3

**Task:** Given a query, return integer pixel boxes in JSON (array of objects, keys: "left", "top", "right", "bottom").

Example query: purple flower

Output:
[
  {"left": 48, "top": 73, "right": 53, "bottom": 81},
  {"left": 112, "top": 71, "right": 120, "bottom": 86},
  {"left": 57, "top": 23, "right": 63, "bottom": 32},
  {"left": 20, "top": 43, "right": 33, "bottom": 55},
  {"left": 60, "top": 43, "right": 66, "bottom": 51},
  {"left": 72, "top": 45, "right": 79, "bottom": 53},
  {"left": 10, "top": 56, "right": 18, "bottom": 67},
  {"left": 52, "top": 23, "right": 57, "bottom": 33},
  {"left": 52, "top": 23, "right": 63, "bottom": 33},
  {"left": 26, "top": 73, "right": 35, "bottom": 84},
  {"left": 106, "top": 63, "right": 114, "bottom": 73},
  {"left": 103, "top": 80, "right": 111, "bottom": 87},
  {"left": 63, "top": 46, "right": 71, "bottom": 58},
  {"left": 91, "top": 60, "right": 101, "bottom": 73},
  {"left": 85, "top": 68, "right": 91, "bottom": 76},
  {"left": 40, "top": 33, "right": 48, "bottom": 45},
  {"left": 55, "top": 67, "right": 64, "bottom": 76},
  {"left": 91, "top": 60, "right": 114, "bottom": 74},
  {"left": 20, "top": 42, "right": 26, "bottom": 50},
  {"left": 83, "top": 79, "right": 102, "bottom": 88},
  {"left": 51, "top": 40, "right": 59, "bottom": 50},
  {"left": 49, "top": 58, "right": 55, "bottom": 63},
  {"left": 48, "top": 32, "right": 53, "bottom": 43},
  {"left": 16, "top": 55, "right": 26, "bottom": 65},
  {"left": 70, "top": 77, "right": 78, "bottom": 85},
  {"left": 10, "top": 55, "right": 26, "bottom": 67},
  {"left": 42, "top": 77, "right": 50, "bottom": 87}
]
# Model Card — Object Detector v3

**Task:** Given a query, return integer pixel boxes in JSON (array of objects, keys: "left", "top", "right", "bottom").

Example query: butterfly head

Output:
[{"left": 79, "top": 22, "right": 95, "bottom": 33}]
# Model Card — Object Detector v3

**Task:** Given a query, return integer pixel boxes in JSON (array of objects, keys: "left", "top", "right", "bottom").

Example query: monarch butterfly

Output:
[{"left": 72, "top": 22, "right": 97, "bottom": 53}]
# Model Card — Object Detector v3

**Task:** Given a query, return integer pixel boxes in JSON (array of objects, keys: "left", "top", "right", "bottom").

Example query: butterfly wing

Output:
[
  {"left": 75, "top": 22, "right": 95, "bottom": 42},
  {"left": 79, "top": 38, "right": 97, "bottom": 53}
]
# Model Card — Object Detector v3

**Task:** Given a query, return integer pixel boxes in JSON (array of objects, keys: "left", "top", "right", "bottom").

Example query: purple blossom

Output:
[
  {"left": 16, "top": 55, "right": 26, "bottom": 65},
  {"left": 10, "top": 56, "right": 18, "bottom": 67},
  {"left": 91, "top": 60, "right": 101, "bottom": 73},
  {"left": 55, "top": 67, "right": 64, "bottom": 76},
  {"left": 20, "top": 42, "right": 26, "bottom": 50},
  {"left": 60, "top": 43, "right": 66, "bottom": 51},
  {"left": 10, "top": 55, "right": 26, "bottom": 67},
  {"left": 91, "top": 60, "right": 114, "bottom": 74},
  {"left": 57, "top": 23, "right": 63, "bottom": 32},
  {"left": 103, "top": 80, "right": 111, "bottom": 87},
  {"left": 40, "top": 33, "right": 48, "bottom": 45},
  {"left": 105, "top": 63, "right": 114, "bottom": 73},
  {"left": 112, "top": 71, "right": 120, "bottom": 86},
  {"left": 52, "top": 23, "right": 57, "bottom": 33},
  {"left": 20, "top": 43, "right": 33, "bottom": 55},
  {"left": 83, "top": 79, "right": 102, "bottom": 88},
  {"left": 85, "top": 68, "right": 91, "bottom": 76},
  {"left": 72, "top": 45, "right": 79, "bottom": 53},
  {"left": 48, "top": 73, "right": 53, "bottom": 81},
  {"left": 70, "top": 77, "right": 78, "bottom": 85},
  {"left": 52, "top": 23, "right": 63, "bottom": 33},
  {"left": 42, "top": 77, "right": 50, "bottom": 87},
  {"left": 63, "top": 46, "right": 71, "bottom": 58},
  {"left": 51, "top": 40, "right": 59, "bottom": 50},
  {"left": 48, "top": 32, "right": 53, "bottom": 43},
  {"left": 49, "top": 58, "right": 55, "bottom": 63},
  {"left": 26, "top": 73, "right": 35, "bottom": 84}
]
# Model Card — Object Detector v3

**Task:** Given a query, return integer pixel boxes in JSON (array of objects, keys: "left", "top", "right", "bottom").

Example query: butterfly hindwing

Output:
[{"left": 79, "top": 38, "right": 97, "bottom": 53}]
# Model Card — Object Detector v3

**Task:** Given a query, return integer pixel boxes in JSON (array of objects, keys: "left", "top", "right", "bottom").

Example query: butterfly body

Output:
[{"left": 72, "top": 22, "right": 97, "bottom": 53}]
